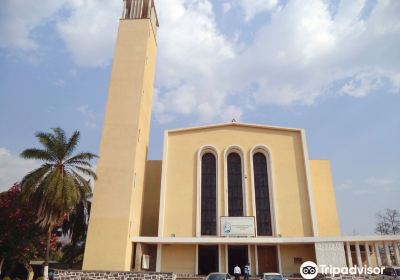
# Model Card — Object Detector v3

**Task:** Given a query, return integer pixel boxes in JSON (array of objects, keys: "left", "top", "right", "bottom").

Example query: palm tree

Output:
[
  {"left": 20, "top": 127, "right": 97, "bottom": 280},
  {"left": 61, "top": 198, "right": 91, "bottom": 268}
]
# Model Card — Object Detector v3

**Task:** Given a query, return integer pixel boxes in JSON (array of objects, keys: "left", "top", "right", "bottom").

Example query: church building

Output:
[{"left": 82, "top": 0, "right": 400, "bottom": 276}]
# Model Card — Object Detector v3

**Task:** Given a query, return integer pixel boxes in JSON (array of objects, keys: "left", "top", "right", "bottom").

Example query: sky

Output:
[{"left": 0, "top": 0, "right": 399, "bottom": 235}]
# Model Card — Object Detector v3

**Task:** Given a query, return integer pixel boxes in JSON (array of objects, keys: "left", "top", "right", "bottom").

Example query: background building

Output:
[{"left": 83, "top": 0, "right": 400, "bottom": 276}]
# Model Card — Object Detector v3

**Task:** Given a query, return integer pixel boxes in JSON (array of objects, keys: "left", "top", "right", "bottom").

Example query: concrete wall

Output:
[
  {"left": 161, "top": 245, "right": 196, "bottom": 274},
  {"left": 160, "top": 124, "right": 314, "bottom": 238},
  {"left": 310, "top": 160, "right": 341, "bottom": 236},
  {"left": 280, "top": 244, "right": 315, "bottom": 276},
  {"left": 141, "top": 160, "right": 162, "bottom": 236}
]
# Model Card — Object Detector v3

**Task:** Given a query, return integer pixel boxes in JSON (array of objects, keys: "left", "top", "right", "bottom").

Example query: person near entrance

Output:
[
  {"left": 234, "top": 264, "right": 241, "bottom": 280},
  {"left": 244, "top": 263, "right": 250, "bottom": 280}
]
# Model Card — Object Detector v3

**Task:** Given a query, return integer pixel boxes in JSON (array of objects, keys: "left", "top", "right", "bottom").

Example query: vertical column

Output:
[
  {"left": 384, "top": 242, "right": 392, "bottom": 266},
  {"left": 365, "top": 242, "right": 371, "bottom": 267},
  {"left": 156, "top": 244, "right": 162, "bottom": 272},
  {"left": 346, "top": 242, "right": 353, "bottom": 267},
  {"left": 393, "top": 241, "right": 400, "bottom": 266},
  {"left": 134, "top": 243, "right": 142, "bottom": 271},
  {"left": 277, "top": 245, "right": 282, "bottom": 274},
  {"left": 255, "top": 245, "right": 259, "bottom": 275},
  {"left": 355, "top": 242, "right": 363, "bottom": 267},
  {"left": 374, "top": 242, "right": 382, "bottom": 267}
]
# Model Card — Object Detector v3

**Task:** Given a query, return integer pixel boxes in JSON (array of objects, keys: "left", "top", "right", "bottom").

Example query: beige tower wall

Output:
[
  {"left": 310, "top": 160, "right": 341, "bottom": 236},
  {"left": 83, "top": 17, "right": 157, "bottom": 271},
  {"left": 141, "top": 160, "right": 162, "bottom": 236}
]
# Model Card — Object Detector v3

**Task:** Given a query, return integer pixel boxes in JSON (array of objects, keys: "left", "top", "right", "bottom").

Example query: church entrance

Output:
[
  {"left": 228, "top": 245, "right": 248, "bottom": 275},
  {"left": 198, "top": 245, "right": 219, "bottom": 275},
  {"left": 257, "top": 245, "right": 278, "bottom": 273}
]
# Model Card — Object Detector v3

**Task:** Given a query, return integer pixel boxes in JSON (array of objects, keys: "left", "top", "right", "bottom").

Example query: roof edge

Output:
[{"left": 166, "top": 122, "right": 303, "bottom": 134}]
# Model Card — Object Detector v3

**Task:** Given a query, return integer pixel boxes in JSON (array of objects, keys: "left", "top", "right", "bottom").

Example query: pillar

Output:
[
  {"left": 365, "top": 242, "right": 371, "bottom": 267},
  {"left": 346, "top": 242, "right": 353, "bottom": 267},
  {"left": 393, "top": 241, "right": 400, "bottom": 266},
  {"left": 384, "top": 242, "right": 392, "bottom": 266},
  {"left": 134, "top": 243, "right": 143, "bottom": 271},
  {"left": 355, "top": 242, "right": 363, "bottom": 267},
  {"left": 374, "top": 242, "right": 382, "bottom": 267}
]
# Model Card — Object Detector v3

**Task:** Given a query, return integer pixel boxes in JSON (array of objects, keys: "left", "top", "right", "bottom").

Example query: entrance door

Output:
[
  {"left": 257, "top": 246, "right": 278, "bottom": 273},
  {"left": 228, "top": 245, "right": 248, "bottom": 275},
  {"left": 198, "top": 245, "right": 219, "bottom": 275}
]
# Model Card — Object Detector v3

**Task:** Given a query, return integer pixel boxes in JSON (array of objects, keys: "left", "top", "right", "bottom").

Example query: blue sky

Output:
[{"left": 0, "top": 0, "right": 399, "bottom": 235}]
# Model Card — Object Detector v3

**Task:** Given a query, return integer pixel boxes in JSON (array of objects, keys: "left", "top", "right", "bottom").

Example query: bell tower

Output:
[{"left": 83, "top": 0, "right": 158, "bottom": 271}]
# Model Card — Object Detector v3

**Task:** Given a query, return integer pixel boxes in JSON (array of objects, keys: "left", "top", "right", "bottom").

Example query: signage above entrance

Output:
[{"left": 220, "top": 216, "right": 256, "bottom": 237}]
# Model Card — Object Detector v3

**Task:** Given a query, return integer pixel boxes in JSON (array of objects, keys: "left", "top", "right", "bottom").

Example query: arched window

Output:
[
  {"left": 253, "top": 152, "right": 272, "bottom": 236},
  {"left": 227, "top": 153, "right": 244, "bottom": 216},
  {"left": 201, "top": 153, "right": 217, "bottom": 235}
]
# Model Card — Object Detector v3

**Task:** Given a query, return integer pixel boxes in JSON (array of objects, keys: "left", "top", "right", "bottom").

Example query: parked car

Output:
[
  {"left": 378, "top": 267, "right": 400, "bottom": 280},
  {"left": 260, "top": 273, "right": 286, "bottom": 280},
  {"left": 206, "top": 272, "right": 232, "bottom": 280}
]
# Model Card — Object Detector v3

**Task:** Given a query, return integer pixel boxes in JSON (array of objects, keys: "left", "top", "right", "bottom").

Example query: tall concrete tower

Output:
[{"left": 83, "top": 0, "right": 158, "bottom": 271}]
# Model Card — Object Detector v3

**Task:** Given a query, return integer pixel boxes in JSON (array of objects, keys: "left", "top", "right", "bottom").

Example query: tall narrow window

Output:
[
  {"left": 253, "top": 152, "right": 272, "bottom": 236},
  {"left": 227, "top": 152, "right": 244, "bottom": 216},
  {"left": 201, "top": 153, "right": 217, "bottom": 235}
]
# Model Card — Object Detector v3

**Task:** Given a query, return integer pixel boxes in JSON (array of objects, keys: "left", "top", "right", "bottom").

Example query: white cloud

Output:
[
  {"left": 57, "top": 0, "right": 121, "bottom": 67},
  {"left": 366, "top": 176, "right": 394, "bottom": 186},
  {"left": 336, "top": 179, "right": 354, "bottom": 191},
  {"left": 337, "top": 176, "right": 397, "bottom": 195},
  {"left": 0, "top": 0, "right": 67, "bottom": 51},
  {"left": 154, "top": 0, "right": 400, "bottom": 121},
  {"left": 1, "top": 0, "right": 399, "bottom": 122},
  {"left": 153, "top": 0, "right": 240, "bottom": 122},
  {"left": 76, "top": 105, "right": 98, "bottom": 128},
  {"left": 230, "top": 0, "right": 400, "bottom": 106},
  {"left": 0, "top": 147, "right": 38, "bottom": 192},
  {"left": 237, "top": 0, "right": 279, "bottom": 21},
  {"left": 340, "top": 71, "right": 383, "bottom": 97}
]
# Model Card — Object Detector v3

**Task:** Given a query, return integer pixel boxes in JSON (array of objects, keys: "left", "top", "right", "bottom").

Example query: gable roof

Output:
[{"left": 166, "top": 121, "right": 303, "bottom": 134}]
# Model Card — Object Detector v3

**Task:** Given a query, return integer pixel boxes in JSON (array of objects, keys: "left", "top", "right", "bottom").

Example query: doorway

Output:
[
  {"left": 257, "top": 246, "right": 278, "bottom": 273},
  {"left": 198, "top": 245, "right": 219, "bottom": 275},
  {"left": 228, "top": 245, "right": 248, "bottom": 275}
]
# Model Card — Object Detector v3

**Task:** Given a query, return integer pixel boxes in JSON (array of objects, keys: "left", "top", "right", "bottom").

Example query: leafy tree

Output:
[
  {"left": 0, "top": 184, "right": 58, "bottom": 279},
  {"left": 375, "top": 208, "right": 400, "bottom": 235},
  {"left": 20, "top": 127, "right": 97, "bottom": 279}
]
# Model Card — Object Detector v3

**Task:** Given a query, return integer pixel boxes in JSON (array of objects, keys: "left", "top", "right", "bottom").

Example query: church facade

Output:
[{"left": 83, "top": 0, "right": 400, "bottom": 276}]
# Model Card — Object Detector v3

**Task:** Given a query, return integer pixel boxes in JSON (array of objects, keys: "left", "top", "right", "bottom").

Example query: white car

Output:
[
  {"left": 260, "top": 273, "right": 286, "bottom": 280},
  {"left": 378, "top": 267, "right": 400, "bottom": 280},
  {"left": 206, "top": 272, "right": 232, "bottom": 280}
]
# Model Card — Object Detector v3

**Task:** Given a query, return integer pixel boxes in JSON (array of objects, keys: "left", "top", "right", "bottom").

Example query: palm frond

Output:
[
  {"left": 20, "top": 148, "right": 54, "bottom": 161},
  {"left": 66, "top": 160, "right": 93, "bottom": 167},
  {"left": 35, "top": 132, "right": 59, "bottom": 158},
  {"left": 65, "top": 130, "right": 80, "bottom": 158},
  {"left": 65, "top": 152, "right": 98, "bottom": 164},
  {"left": 69, "top": 169, "right": 92, "bottom": 194},
  {"left": 73, "top": 166, "right": 98, "bottom": 180},
  {"left": 20, "top": 164, "right": 53, "bottom": 200}
]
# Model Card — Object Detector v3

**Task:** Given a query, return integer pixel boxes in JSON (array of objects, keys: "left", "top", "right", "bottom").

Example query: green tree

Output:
[{"left": 20, "top": 127, "right": 97, "bottom": 279}]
